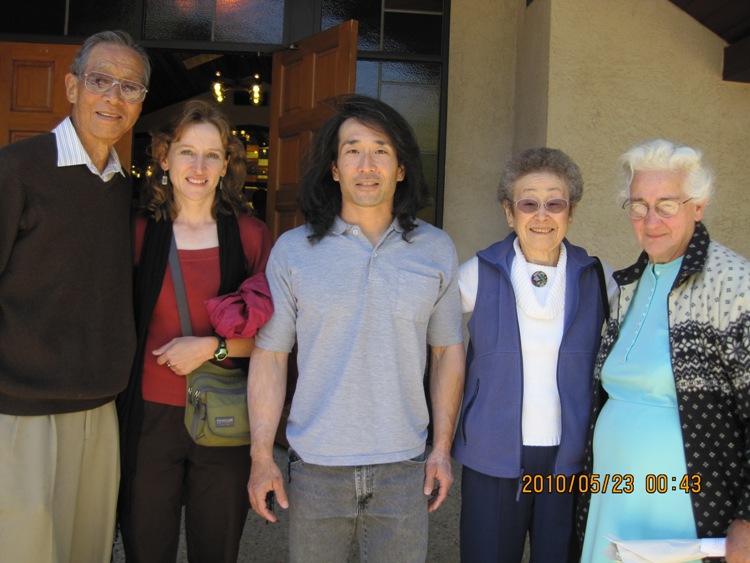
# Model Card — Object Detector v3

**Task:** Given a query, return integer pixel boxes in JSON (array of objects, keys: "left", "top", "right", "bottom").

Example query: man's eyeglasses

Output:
[
  {"left": 82, "top": 71, "right": 148, "bottom": 103},
  {"left": 513, "top": 198, "right": 569, "bottom": 214},
  {"left": 622, "top": 198, "right": 693, "bottom": 220}
]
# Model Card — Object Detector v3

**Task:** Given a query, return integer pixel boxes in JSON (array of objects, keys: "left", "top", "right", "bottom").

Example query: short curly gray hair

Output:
[{"left": 498, "top": 147, "right": 584, "bottom": 208}]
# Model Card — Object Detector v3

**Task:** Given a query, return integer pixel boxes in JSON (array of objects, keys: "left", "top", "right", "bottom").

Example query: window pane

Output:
[
  {"left": 380, "top": 62, "right": 441, "bottom": 152},
  {"left": 322, "top": 0, "right": 381, "bottom": 51},
  {"left": 144, "top": 0, "right": 212, "bottom": 41},
  {"left": 381, "top": 61, "right": 441, "bottom": 85},
  {"left": 382, "top": 82, "right": 439, "bottom": 152},
  {"left": 383, "top": 12, "right": 442, "bottom": 54},
  {"left": 68, "top": 0, "right": 137, "bottom": 37},
  {"left": 215, "top": 0, "right": 284, "bottom": 44},
  {"left": 355, "top": 60, "right": 380, "bottom": 98},
  {"left": 0, "top": 0, "right": 64, "bottom": 34}
]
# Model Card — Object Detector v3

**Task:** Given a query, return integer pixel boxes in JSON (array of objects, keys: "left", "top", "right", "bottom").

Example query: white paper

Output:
[
  {"left": 605, "top": 534, "right": 726, "bottom": 562},
  {"left": 699, "top": 538, "right": 726, "bottom": 557}
]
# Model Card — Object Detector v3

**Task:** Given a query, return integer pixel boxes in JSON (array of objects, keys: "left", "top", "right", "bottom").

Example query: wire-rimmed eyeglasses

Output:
[
  {"left": 622, "top": 198, "right": 693, "bottom": 220},
  {"left": 82, "top": 71, "right": 148, "bottom": 103}
]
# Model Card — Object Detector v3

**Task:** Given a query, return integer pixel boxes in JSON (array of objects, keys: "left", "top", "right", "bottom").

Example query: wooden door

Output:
[
  {"left": 266, "top": 21, "right": 357, "bottom": 446},
  {"left": 0, "top": 41, "right": 132, "bottom": 167},
  {"left": 266, "top": 19, "right": 358, "bottom": 239}
]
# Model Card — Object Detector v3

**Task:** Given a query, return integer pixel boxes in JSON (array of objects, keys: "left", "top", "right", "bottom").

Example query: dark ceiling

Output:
[
  {"left": 669, "top": 0, "right": 750, "bottom": 82},
  {"left": 142, "top": 50, "right": 273, "bottom": 116}
]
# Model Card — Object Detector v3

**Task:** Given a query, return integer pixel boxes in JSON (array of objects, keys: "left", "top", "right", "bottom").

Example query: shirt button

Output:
[{"left": 353, "top": 229, "right": 359, "bottom": 235}]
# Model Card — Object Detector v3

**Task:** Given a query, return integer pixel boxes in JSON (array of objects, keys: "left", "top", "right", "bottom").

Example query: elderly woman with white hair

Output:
[{"left": 579, "top": 139, "right": 750, "bottom": 563}]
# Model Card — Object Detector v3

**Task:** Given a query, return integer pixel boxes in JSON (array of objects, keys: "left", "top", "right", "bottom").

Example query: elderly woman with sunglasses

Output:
[
  {"left": 452, "top": 147, "right": 615, "bottom": 562},
  {"left": 578, "top": 140, "right": 750, "bottom": 563}
]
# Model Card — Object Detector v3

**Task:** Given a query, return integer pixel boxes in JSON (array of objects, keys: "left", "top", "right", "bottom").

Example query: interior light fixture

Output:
[
  {"left": 250, "top": 84, "right": 261, "bottom": 105},
  {"left": 212, "top": 71, "right": 225, "bottom": 103},
  {"left": 249, "top": 73, "right": 263, "bottom": 106}
]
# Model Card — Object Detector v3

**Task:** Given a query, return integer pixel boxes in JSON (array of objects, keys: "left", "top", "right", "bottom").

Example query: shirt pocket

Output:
[{"left": 394, "top": 270, "right": 440, "bottom": 324}]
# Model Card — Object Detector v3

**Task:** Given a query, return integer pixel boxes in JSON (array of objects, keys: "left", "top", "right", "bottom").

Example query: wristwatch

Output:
[{"left": 213, "top": 335, "right": 228, "bottom": 361}]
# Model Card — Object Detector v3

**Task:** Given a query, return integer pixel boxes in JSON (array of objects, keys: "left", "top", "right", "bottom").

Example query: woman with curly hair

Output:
[{"left": 118, "top": 99, "right": 272, "bottom": 562}]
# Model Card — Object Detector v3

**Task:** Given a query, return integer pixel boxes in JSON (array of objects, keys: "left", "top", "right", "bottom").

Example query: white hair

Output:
[{"left": 617, "top": 139, "right": 714, "bottom": 204}]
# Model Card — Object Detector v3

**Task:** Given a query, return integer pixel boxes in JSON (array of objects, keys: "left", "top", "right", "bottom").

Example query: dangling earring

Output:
[
  {"left": 161, "top": 172, "right": 169, "bottom": 186},
  {"left": 219, "top": 176, "right": 224, "bottom": 191}
]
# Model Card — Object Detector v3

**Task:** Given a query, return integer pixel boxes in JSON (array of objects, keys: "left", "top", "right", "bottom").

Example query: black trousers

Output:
[
  {"left": 460, "top": 446, "right": 579, "bottom": 563},
  {"left": 120, "top": 401, "right": 250, "bottom": 563}
]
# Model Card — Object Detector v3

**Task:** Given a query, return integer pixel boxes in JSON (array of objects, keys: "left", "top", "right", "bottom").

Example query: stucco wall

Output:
[
  {"left": 445, "top": 0, "right": 750, "bottom": 269},
  {"left": 545, "top": 0, "right": 750, "bottom": 267},
  {"left": 443, "top": 0, "right": 520, "bottom": 263},
  {"left": 513, "top": 0, "right": 551, "bottom": 153}
]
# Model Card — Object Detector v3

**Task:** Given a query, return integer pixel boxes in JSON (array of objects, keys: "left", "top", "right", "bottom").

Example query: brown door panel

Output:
[{"left": 266, "top": 20, "right": 358, "bottom": 240}]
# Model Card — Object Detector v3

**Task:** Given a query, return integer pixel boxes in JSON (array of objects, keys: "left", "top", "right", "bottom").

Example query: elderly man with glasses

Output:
[{"left": 0, "top": 30, "right": 149, "bottom": 563}]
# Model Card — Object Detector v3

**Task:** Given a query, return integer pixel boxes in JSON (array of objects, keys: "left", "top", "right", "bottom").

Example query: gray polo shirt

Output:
[{"left": 256, "top": 216, "right": 463, "bottom": 466}]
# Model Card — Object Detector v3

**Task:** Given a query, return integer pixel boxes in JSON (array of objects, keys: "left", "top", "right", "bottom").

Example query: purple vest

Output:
[{"left": 451, "top": 234, "right": 606, "bottom": 478}]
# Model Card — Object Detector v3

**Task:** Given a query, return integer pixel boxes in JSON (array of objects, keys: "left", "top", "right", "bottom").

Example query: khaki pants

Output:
[{"left": 0, "top": 402, "right": 120, "bottom": 563}]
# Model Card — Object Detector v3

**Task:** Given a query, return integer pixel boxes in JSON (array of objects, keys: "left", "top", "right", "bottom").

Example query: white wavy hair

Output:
[{"left": 617, "top": 139, "right": 714, "bottom": 205}]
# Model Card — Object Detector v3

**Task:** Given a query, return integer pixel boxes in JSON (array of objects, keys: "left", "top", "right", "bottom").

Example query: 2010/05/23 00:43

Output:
[{"left": 520, "top": 473, "right": 702, "bottom": 495}]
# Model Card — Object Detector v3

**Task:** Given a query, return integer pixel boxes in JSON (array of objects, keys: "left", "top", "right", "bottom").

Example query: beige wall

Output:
[
  {"left": 443, "top": 0, "right": 519, "bottom": 263},
  {"left": 513, "top": 0, "right": 552, "bottom": 152},
  {"left": 445, "top": 0, "right": 750, "bottom": 269}
]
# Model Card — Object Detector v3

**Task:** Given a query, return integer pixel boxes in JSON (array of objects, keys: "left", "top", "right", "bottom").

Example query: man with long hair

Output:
[{"left": 247, "top": 95, "right": 465, "bottom": 562}]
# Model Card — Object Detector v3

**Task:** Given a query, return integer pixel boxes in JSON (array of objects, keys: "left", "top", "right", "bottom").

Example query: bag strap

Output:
[
  {"left": 591, "top": 256, "right": 610, "bottom": 320},
  {"left": 169, "top": 234, "right": 194, "bottom": 337}
]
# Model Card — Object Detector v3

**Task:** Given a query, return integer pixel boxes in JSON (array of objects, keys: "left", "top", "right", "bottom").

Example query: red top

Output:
[{"left": 135, "top": 214, "right": 272, "bottom": 406}]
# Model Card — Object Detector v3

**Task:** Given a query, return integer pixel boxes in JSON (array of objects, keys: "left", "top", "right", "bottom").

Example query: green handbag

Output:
[{"left": 184, "top": 362, "right": 250, "bottom": 447}]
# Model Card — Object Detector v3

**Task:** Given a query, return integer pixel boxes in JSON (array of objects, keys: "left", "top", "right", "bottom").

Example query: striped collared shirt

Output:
[{"left": 52, "top": 117, "right": 126, "bottom": 182}]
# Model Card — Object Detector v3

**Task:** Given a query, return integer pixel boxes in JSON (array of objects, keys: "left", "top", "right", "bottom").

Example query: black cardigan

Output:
[{"left": 116, "top": 212, "right": 247, "bottom": 515}]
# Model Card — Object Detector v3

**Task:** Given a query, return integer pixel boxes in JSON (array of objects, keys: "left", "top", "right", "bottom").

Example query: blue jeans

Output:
[{"left": 287, "top": 450, "right": 428, "bottom": 563}]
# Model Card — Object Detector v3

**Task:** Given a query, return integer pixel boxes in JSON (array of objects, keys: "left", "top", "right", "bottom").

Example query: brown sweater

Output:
[{"left": 0, "top": 133, "right": 136, "bottom": 415}]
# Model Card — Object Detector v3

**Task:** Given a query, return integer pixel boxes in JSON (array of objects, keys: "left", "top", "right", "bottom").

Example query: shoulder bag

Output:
[{"left": 169, "top": 235, "right": 251, "bottom": 447}]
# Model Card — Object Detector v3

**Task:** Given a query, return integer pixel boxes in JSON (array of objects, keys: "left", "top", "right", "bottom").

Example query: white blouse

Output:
[{"left": 458, "top": 240, "right": 617, "bottom": 446}]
